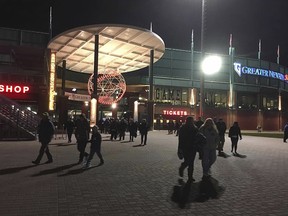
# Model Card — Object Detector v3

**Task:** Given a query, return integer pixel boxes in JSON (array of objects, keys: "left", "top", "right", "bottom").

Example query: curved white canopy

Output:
[{"left": 48, "top": 24, "right": 165, "bottom": 74}]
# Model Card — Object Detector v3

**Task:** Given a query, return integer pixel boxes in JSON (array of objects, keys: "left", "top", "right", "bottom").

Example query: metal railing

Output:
[{"left": 0, "top": 95, "right": 40, "bottom": 140}]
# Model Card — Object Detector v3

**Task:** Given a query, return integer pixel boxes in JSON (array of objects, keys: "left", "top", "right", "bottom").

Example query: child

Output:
[{"left": 83, "top": 125, "right": 104, "bottom": 169}]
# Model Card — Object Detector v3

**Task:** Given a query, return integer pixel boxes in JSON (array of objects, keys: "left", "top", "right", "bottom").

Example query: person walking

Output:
[
  {"left": 216, "top": 118, "right": 227, "bottom": 156},
  {"left": 283, "top": 122, "right": 288, "bottom": 142},
  {"left": 128, "top": 118, "right": 137, "bottom": 142},
  {"left": 83, "top": 125, "right": 104, "bottom": 169},
  {"left": 199, "top": 118, "right": 220, "bottom": 178},
  {"left": 64, "top": 116, "right": 75, "bottom": 143},
  {"left": 32, "top": 112, "right": 55, "bottom": 165},
  {"left": 228, "top": 121, "right": 242, "bottom": 155},
  {"left": 177, "top": 116, "right": 199, "bottom": 183},
  {"left": 118, "top": 118, "right": 127, "bottom": 141},
  {"left": 74, "top": 113, "right": 90, "bottom": 164},
  {"left": 138, "top": 118, "right": 149, "bottom": 145}
]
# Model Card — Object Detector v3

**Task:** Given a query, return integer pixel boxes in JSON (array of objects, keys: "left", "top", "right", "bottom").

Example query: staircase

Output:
[{"left": 0, "top": 95, "right": 40, "bottom": 140}]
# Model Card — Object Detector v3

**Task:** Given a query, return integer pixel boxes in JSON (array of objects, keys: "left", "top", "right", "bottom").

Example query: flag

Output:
[
  {"left": 277, "top": 45, "right": 280, "bottom": 64},
  {"left": 229, "top": 34, "right": 233, "bottom": 55},
  {"left": 258, "top": 39, "right": 261, "bottom": 60},
  {"left": 191, "top": 29, "right": 194, "bottom": 50},
  {"left": 49, "top": 7, "right": 53, "bottom": 39}
]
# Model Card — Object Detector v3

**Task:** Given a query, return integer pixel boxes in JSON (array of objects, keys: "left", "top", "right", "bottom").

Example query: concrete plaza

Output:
[{"left": 0, "top": 130, "right": 288, "bottom": 216}]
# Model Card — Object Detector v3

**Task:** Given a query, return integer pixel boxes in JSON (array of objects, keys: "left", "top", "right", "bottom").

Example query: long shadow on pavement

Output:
[
  {"left": 49, "top": 143, "right": 76, "bottom": 147},
  {"left": 217, "top": 152, "right": 231, "bottom": 158},
  {"left": 58, "top": 163, "right": 104, "bottom": 177},
  {"left": 233, "top": 153, "right": 247, "bottom": 158},
  {"left": 171, "top": 176, "right": 225, "bottom": 208},
  {"left": 0, "top": 165, "right": 35, "bottom": 175},
  {"left": 30, "top": 163, "right": 79, "bottom": 177}
]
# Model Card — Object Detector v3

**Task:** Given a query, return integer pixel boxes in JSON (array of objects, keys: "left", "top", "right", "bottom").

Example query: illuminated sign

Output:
[
  {"left": 163, "top": 110, "right": 188, "bottom": 116},
  {"left": 0, "top": 85, "right": 30, "bottom": 93},
  {"left": 234, "top": 62, "right": 288, "bottom": 81},
  {"left": 65, "top": 92, "right": 91, "bottom": 101},
  {"left": 49, "top": 52, "right": 56, "bottom": 111}
]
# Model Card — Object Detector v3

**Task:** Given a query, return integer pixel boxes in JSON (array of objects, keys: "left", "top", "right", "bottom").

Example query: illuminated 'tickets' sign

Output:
[
  {"left": 0, "top": 85, "right": 30, "bottom": 93},
  {"left": 163, "top": 110, "right": 188, "bottom": 116},
  {"left": 234, "top": 62, "right": 288, "bottom": 81}
]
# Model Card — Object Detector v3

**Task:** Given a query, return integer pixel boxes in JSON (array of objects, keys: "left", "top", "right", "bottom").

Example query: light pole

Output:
[
  {"left": 199, "top": 0, "right": 206, "bottom": 118},
  {"left": 200, "top": 55, "right": 222, "bottom": 117}
]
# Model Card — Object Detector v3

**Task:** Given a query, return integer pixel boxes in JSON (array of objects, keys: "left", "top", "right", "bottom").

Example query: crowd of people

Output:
[
  {"left": 33, "top": 111, "right": 288, "bottom": 186},
  {"left": 32, "top": 113, "right": 151, "bottom": 169}
]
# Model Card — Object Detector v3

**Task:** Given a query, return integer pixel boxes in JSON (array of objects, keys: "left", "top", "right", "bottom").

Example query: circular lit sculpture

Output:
[{"left": 88, "top": 69, "right": 126, "bottom": 105}]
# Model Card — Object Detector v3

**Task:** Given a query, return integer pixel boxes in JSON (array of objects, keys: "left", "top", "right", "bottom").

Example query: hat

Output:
[{"left": 42, "top": 112, "right": 49, "bottom": 117}]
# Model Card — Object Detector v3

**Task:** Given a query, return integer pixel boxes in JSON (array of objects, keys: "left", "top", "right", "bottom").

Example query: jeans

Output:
[
  {"left": 77, "top": 140, "right": 88, "bottom": 162},
  {"left": 35, "top": 141, "right": 52, "bottom": 162},
  {"left": 202, "top": 148, "right": 217, "bottom": 176},
  {"left": 87, "top": 144, "right": 103, "bottom": 164},
  {"left": 179, "top": 149, "right": 197, "bottom": 180},
  {"left": 141, "top": 133, "right": 147, "bottom": 145}
]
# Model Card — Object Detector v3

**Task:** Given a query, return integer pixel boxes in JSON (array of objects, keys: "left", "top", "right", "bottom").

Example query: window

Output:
[
  {"left": 262, "top": 96, "right": 278, "bottom": 110},
  {"left": 237, "top": 93, "right": 258, "bottom": 110},
  {"left": 205, "top": 90, "right": 227, "bottom": 108}
]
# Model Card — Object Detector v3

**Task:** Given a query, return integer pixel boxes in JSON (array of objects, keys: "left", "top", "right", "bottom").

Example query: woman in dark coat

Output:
[{"left": 228, "top": 121, "right": 242, "bottom": 155}]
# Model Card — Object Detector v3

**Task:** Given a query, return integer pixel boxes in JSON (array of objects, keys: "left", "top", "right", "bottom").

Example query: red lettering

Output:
[{"left": 163, "top": 110, "right": 188, "bottom": 116}]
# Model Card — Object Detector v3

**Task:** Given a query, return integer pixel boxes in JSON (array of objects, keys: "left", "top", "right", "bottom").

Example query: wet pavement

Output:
[{"left": 0, "top": 130, "right": 288, "bottom": 216}]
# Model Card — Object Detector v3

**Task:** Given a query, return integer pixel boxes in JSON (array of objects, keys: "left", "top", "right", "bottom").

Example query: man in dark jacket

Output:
[
  {"left": 74, "top": 113, "right": 90, "bottom": 164},
  {"left": 138, "top": 119, "right": 149, "bottom": 145},
  {"left": 64, "top": 117, "right": 75, "bottom": 143},
  {"left": 284, "top": 122, "right": 288, "bottom": 142},
  {"left": 83, "top": 125, "right": 104, "bottom": 169},
  {"left": 32, "top": 112, "right": 55, "bottom": 165},
  {"left": 178, "top": 116, "right": 199, "bottom": 183}
]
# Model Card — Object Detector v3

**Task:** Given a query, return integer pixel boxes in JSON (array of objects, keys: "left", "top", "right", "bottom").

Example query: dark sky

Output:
[{"left": 1, "top": 0, "right": 288, "bottom": 66}]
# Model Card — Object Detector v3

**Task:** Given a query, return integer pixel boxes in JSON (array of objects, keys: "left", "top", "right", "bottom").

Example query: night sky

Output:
[{"left": 1, "top": 0, "right": 288, "bottom": 66}]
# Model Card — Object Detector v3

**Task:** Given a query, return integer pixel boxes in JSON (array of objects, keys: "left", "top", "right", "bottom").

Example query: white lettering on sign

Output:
[
  {"left": 0, "top": 85, "right": 30, "bottom": 93},
  {"left": 163, "top": 110, "right": 188, "bottom": 116}
]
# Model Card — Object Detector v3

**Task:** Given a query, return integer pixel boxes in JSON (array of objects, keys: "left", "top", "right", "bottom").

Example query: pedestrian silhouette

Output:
[
  {"left": 74, "top": 113, "right": 90, "bottom": 164},
  {"left": 228, "top": 121, "right": 242, "bottom": 155},
  {"left": 32, "top": 112, "right": 55, "bottom": 165},
  {"left": 83, "top": 125, "right": 104, "bottom": 169},
  {"left": 178, "top": 116, "right": 199, "bottom": 183}
]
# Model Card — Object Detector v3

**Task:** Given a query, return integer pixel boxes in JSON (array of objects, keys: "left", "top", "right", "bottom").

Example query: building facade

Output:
[{"left": 1, "top": 27, "right": 288, "bottom": 132}]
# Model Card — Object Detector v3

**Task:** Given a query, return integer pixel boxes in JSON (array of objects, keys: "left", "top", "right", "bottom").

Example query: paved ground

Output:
[{"left": 0, "top": 130, "right": 288, "bottom": 216}]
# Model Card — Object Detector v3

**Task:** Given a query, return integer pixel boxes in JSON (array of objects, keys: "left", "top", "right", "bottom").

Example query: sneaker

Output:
[
  {"left": 187, "top": 177, "right": 195, "bottom": 183},
  {"left": 32, "top": 160, "right": 40, "bottom": 165},
  {"left": 83, "top": 163, "right": 91, "bottom": 169}
]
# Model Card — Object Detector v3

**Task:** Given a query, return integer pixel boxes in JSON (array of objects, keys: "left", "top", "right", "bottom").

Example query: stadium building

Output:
[{"left": 0, "top": 25, "right": 287, "bottom": 139}]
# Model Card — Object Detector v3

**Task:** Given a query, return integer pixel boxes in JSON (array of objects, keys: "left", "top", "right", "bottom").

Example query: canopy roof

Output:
[{"left": 48, "top": 24, "right": 165, "bottom": 74}]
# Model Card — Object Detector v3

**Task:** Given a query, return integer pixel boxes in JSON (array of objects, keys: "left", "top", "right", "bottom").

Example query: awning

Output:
[{"left": 47, "top": 24, "right": 165, "bottom": 74}]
